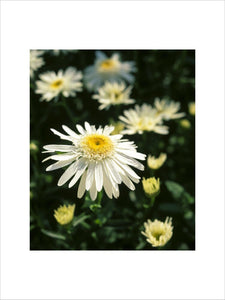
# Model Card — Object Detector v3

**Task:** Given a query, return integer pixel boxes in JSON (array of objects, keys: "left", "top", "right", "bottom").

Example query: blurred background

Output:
[{"left": 30, "top": 50, "right": 195, "bottom": 250}]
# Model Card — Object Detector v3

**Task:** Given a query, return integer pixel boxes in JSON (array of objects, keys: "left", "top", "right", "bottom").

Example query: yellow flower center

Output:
[
  {"left": 98, "top": 59, "right": 119, "bottom": 72},
  {"left": 152, "top": 229, "right": 165, "bottom": 241},
  {"left": 50, "top": 79, "right": 64, "bottom": 89},
  {"left": 137, "top": 119, "right": 153, "bottom": 131},
  {"left": 80, "top": 134, "right": 114, "bottom": 160}
]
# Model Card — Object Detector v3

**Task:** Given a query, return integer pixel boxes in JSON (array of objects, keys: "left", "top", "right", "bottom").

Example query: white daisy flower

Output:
[
  {"left": 30, "top": 50, "right": 45, "bottom": 77},
  {"left": 43, "top": 122, "right": 146, "bottom": 201},
  {"left": 154, "top": 98, "right": 185, "bottom": 120},
  {"left": 119, "top": 104, "right": 169, "bottom": 135},
  {"left": 84, "top": 51, "right": 136, "bottom": 91},
  {"left": 35, "top": 67, "right": 83, "bottom": 102},
  {"left": 92, "top": 81, "right": 135, "bottom": 110}
]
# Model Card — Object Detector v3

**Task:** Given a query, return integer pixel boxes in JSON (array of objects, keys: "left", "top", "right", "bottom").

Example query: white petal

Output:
[
  {"left": 76, "top": 124, "right": 86, "bottom": 135},
  {"left": 116, "top": 149, "right": 146, "bottom": 160},
  {"left": 57, "top": 160, "right": 79, "bottom": 186},
  {"left": 103, "top": 159, "right": 122, "bottom": 184},
  {"left": 46, "top": 158, "right": 75, "bottom": 171},
  {"left": 68, "top": 159, "right": 88, "bottom": 188},
  {"left": 89, "top": 179, "right": 97, "bottom": 201},
  {"left": 102, "top": 167, "right": 113, "bottom": 199},
  {"left": 102, "top": 160, "right": 118, "bottom": 189},
  {"left": 95, "top": 162, "right": 103, "bottom": 192},
  {"left": 77, "top": 171, "right": 87, "bottom": 198},
  {"left": 120, "top": 173, "right": 135, "bottom": 191},
  {"left": 50, "top": 128, "right": 73, "bottom": 141},
  {"left": 43, "top": 144, "right": 75, "bottom": 152},
  {"left": 42, "top": 153, "right": 75, "bottom": 162},
  {"left": 62, "top": 125, "right": 78, "bottom": 137},
  {"left": 114, "top": 153, "right": 144, "bottom": 170},
  {"left": 119, "top": 163, "right": 140, "bottom": 181},
  {"left": 112, "top": 184, "right": 120, "bottom": 198},
  {"left": 84, "top": 122, "right": 92, "bottom": 133},
  {"left": 85, "top": 161, "right": 95, "bottom": 190},
  {"left": 103, "top": 125, "right": 114, "bottom": 135}
]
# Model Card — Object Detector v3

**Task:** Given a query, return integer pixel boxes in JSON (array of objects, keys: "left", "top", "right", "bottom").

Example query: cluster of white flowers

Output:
[{"left": 32, "top": 50, "right": 191, "bottom": 249}]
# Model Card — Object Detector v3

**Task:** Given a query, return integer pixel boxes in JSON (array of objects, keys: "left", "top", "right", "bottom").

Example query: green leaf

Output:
[
  {"left": 184, "top": 192, "right": 195, "bottom": 204},
  {"left": 165, "top": 180, "right": 184, "bottom": 199},
  {"left": 72, "top": 214, "right": 90, "bottom": 228},
  {"left": 184, "top": 210, "right": 194, "bottom": 220},
  {"left": 41, "top": 229, "right": 66, "bottom": 240},
  {"left": 158, "top": 203, "right": 182, "bottom": 214}
]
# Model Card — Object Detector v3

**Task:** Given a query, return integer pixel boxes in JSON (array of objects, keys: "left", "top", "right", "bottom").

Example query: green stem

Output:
[
  {"left": 61, "top": 97, "right": 75, "bottom": 123},
  {"left": 150, "top": 196, "right": 155, "bottom": 207}
]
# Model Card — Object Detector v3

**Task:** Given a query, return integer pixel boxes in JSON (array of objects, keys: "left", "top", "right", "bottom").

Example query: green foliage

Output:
[{"left": 30, "top": 50, "right": 195, "bottom": 250}]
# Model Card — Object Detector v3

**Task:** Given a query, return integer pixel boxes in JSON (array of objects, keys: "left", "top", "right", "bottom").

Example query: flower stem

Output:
[{"left": 61, "top": 97, "right": 75, "bottom": 123}]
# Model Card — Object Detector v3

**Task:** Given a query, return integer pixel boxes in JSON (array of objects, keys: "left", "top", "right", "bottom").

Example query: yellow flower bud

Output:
[
  {"left": 141, "top": 217, "right": 173, "bottom": 247},
  {"left": 111, "top": 121, "right": 125, "bottom": 135},
  {"left": 147, "top": 153, "right": 167, "bottom": 170},
  {"left": 188, "top": 102, "right": 195, "bottom": 116},
  {"left": 180, "top": 119, "right": 191, "bottom": 129},
  {"left": 30, "top": 141, "right": 39, "bottom": 152},
  {"left": 54, "top": 204, "right": 75, "bottom": 226},
  {"left": 142, "top": 177, "right": 160, "bottom": 198}
]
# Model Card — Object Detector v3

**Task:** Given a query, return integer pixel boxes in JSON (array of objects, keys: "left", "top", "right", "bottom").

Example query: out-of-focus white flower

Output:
[
  {"left": 43, "top": 122, "right": 146, "bottom": 201},
  {"left": 119, "top": 104, "right": 169, "bottom": 135},
  {"left": 141, "top": 217, "right": 173, "bottom": 247},
  {"left": 154, "top": 98, "right": 185, "bottom": 120},
  {"left": 147, "top": 153, "right": 167, "bottom": 170},
  {"left": 30, "top": 50, "right": 45, "bottom": 77},
  {"left": 84, "top": 51, "right": 136, "bottom": 91},
  {"left": 93, "top": 81, "right": 135, "bottom": 110},
  {"left": 35, "top": 67, "right": 83, "bottom": 101}
]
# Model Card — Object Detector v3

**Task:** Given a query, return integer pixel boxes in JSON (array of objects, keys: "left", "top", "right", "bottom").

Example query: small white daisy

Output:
[
  {"left": 119, "top": 104, "right": 169, "bottom": 135},
  {"left": 154, "top": 98, "right": 185, "bottom": 120},
  {"left": 43, "top": 122, "right": 146, "bottom": 201},
  {"left": 92, "top": 81, "right": 135, "bottom": 110},
  {"left": 35, "top": 67, "right": 83, "bottom": 102},
  {"left": 84, "top": 51, "right": 136, "bottom": 91},
  {"left": 30, "top": 50, "right": 45, "bottom": 77}
]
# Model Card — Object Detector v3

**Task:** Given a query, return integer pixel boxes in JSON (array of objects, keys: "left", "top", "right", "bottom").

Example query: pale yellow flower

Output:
[
  {"left": 93, "top": 81, "right": 135, "bottom": 110},
  {"left": 154, "top": 98, "right": 185, "bottom": 120},
  {"left": 142, "top": 177, "right": 160, "bottom": 198},
  {"left": 188, "top": 102, "right": 195, "bottom": 115},
  {"left": 54, "top": 204, "right": 75, "bottom": 225},
  {"left": 147, "top": 153, "right": 167, "bottom": 170},
  {"left": 119, "top": 104, "right": 169, "bottom": 135},
  {"left": 142, "top": 217, "right": 173, "bottom": 247},
  {"left": 180, "top": 119, "right": 191, "bottom": 129}
]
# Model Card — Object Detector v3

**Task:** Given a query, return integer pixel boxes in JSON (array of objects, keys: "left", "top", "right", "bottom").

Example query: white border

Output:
[{"left": 1, "top": 1, "right": 224, "bottom": 299}]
